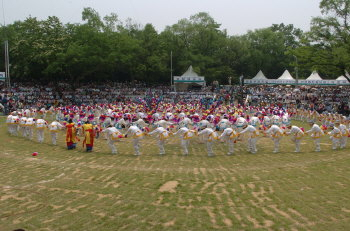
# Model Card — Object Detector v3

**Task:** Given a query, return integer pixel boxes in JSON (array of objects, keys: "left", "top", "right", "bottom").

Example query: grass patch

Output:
[{"left": 1, "top": 117, "right": 350, "bottom": 230}]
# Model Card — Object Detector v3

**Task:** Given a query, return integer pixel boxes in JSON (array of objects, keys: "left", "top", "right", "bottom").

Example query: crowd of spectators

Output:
[
  {"left": 244, "top": 85, "right": 350, "bottom": 115},
  {"left": 1, "top": 81, "right": 350, "bottom": 116}
]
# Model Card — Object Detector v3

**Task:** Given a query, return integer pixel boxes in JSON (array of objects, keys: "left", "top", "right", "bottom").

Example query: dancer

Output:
[
  {"left": 198, "top": 126, "right": 219, "bottom": 157},
  {"left": 148, "top": 126, "right": 170, "bottom": 155},
  {"left": 49, "top": 120, "right": 64, "bottom": 145},
  {"left": 219, "top": 127, "right": 238, "bottom": 155},
  {"left": 66, "top": 119, "right": 77, "bottom": 150},
  {"left": 125, "top": 125, "right": 144, "bottom": 156},
  {"left": 102, "top": 125, "right": 125, "bottom": 154},
  {"left": 174, "top": 127, "right": 196, "bottom": 155},
  {"left": 265, "top": 125, "right": 284, "bottom": 153},
  {"left": 305, "top": 123, "right": 324, "bottom": 152},
  {"left": 239, "top": 124, "right": 259, "bottom": 154},
  {"left": 285, "top": 125, "right": 304, "bottom": 152},
  {"left": 82, "top": 121, "right": 95, "bottom": 152},
  {"left": 36, "top": 118, "right": 48, "bottom": 143}
]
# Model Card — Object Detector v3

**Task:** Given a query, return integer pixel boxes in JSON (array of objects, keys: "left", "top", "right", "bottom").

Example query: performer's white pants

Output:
[
  {"left": 51, "top": 132, "right": 58, "bottom": 145},
  {"left": 272, "top": 138, "right": 281, "bottom": 153},
  {"left": 37, "top": 129, "right": 45, "bottom": 143},
  {"left": 181, "top": 139, "right": 189, "bottom": 155},
  {"left": 21, "top": 126, "right": 27, "bottom": 137},
  {"left": 206, "top": 141, "right": 214, "bottom": 156},
  {"left": 248, "top": 138, "right": 257, "bottom": 153},
  {"left": 227, "top": 139, "right": 234, "bottom": 155},
  {"left": 133, "top": 138, "right": 141, "bottom": 155},
  {"left": 314, "top": 138, "right": 321, "bottom": 152},
  {"left": 330, "top": 137, "right": 340, "bottom": 150},
  {"left": 158, "top": 140, "right": 165, "bottom": 155},
  {"left": 107, "top": 139, "right": 117, "bottom": 154},
  {"left": 292, "top": 137, "right": 301, "bottom": 152},
  {"left": 340, "top": 136, "right": 347, "bottom": 148},
  {"left": 27, "top": 127, "right": 34, "bottom": 140}
]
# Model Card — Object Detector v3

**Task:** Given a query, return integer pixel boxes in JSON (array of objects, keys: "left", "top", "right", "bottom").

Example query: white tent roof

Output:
[
  {"left": 181, "top": 65, "right": 199, "bottom": 77},
  {"left": 336, "top": 75, "right": 349, "bottom": 81},
  {"left": 252, "top": 70, "right": 268, "bottom": 80},
  {"left": 306, "top": 71, "right": 323, "bottom": 80},
  {"left": 278, "top": 70, "right": 295, "bottom": 80}
]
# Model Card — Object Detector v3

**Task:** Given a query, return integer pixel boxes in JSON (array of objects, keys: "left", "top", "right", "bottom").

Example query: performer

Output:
[
  {"left": 36, "top": 118, "right": 48, "bottom": 143},
  {"left": 198, "top": 126, "right": 219, "bottom": 157},
  {"left": 328, "top": 123, "right": 341, "bottom": 150},
  {"left": 102, "top": 125, "right": 125, "bottom": 154},
  {"left": 19, "top": 116, "right": 28, "bottom": 137},
  {"left": 6, "top": 114, "right": 13, "bottom": 133},
  {"left": 219, "top": 127, "right": 238, "bottom": 155},
  {"left": 265, "top": 125, "right": 284, "bottom": 153},
  {"left": 173, "top": 127, "right": 196, "bottom": 155},
  {"left": 305, "top": 123, "right": 324, "bottom": 152},
  {"left": 148, "top": 126, "right": 170, "bottom": 155},
  {"left": 49, "top": 120, "right": 64, "bottom": 145},
  {"left": 125, "top": 125, "right": 144, "bottom": 156},
  {"left": 82, "top": 121, "right": 95, "bottom": 152},
  {"left": 239, "top": 124, "right": 259, "bottom": 154},
  {"left": 9, "top": 113, "right": 19, "bottom": 136},
  {"left": 25, "top": 117, "right": 35, "bottom": 140},
  {"left": 339, "top": 122, "right": 349, "bottom": 149},
  {"left": 285, "top": 125, "right": 304, "bottom": 152},
  {"left": 66, "top": 119, "right": 77, "bottom": 150}
]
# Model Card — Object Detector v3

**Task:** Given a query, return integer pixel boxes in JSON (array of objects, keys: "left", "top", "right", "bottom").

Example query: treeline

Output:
[{"left": 1, "top": 0, "right": 350, "bottom": 84}]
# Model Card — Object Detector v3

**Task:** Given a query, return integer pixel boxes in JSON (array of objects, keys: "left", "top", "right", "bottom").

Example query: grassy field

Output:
[{"left": 1, "top": 117, "right": 350, "bottom": 231}]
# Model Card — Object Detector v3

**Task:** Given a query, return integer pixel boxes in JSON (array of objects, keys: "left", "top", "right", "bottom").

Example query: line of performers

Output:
[{"left": 5, "top": 105, "right": 350, "bottom": 156}]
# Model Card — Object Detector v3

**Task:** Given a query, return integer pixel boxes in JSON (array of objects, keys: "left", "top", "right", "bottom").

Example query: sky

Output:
[{"left": 1, "top": 0, "right": 323, "bottom": 35}]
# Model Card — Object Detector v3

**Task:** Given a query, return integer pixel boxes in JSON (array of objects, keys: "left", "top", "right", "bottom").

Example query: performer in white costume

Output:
[
  {"left": 338, "top": 122, "right": 349, "bottom": 149},
  {"left": 305, "top": 123, "right": 324, "bottom": 152},
  {"left": 198, "top": 126, "right": 219, "bottom": 157},
  {"left": 173, "top": 127, "right": 196, "bottom": 155},
  {"left": 328, "top": 123, "right": 342, "bottom": 150},
  {"left": 25, "top": 117, "right": 35, "bottom": 140},
  {"left": 125, "top": 125, "right": 144, "bottom": 156},
  {"left": 239, "top": 124, "right": 259, "bottom": 154},
  {"left": 219, "top": 127, "right": 238, "bottom": 155},
  {"left": 265, "top": 125, "right": 284, "bottom": 153},
  {"left": 102, "top": 125, "right": 124, "bottom": 154},
  {"left": 36, "top": 118, "right": 48, "bottom": 143},
  {"left": 49, "top": 120, "right": 64, "bottom": 145},
  {"left": 148, "top": 126, "right": 170, "bottom": 155},
  {"left": 285, "top": 125, "right": 305, "bottom": 152}
]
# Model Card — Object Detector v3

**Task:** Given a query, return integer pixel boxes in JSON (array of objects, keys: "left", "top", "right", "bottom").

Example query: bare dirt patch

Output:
[
  {"left": 159, "top": 181, "right": 179, "bottom": 193},
  {"left": 164, "top": 218, "right": 176, "bottom": 227}
]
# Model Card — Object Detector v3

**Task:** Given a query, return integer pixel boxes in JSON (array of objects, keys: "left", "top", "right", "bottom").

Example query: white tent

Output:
[
  {"left": 252, "top": 70, "right": 268, "bottom": 80},
  {"left": 336, "top": 75, "right": 349, "bottom": 81},
  {"left": 278, "top": 70, "right": 295, "bottom": 80},
  {"left": 306, "top": 71, "right": 323, "bottom": 80},
  {"left": 174, "top": 65, "right": 206, "bottom": 91},
  {"left": 181, "top": 65, "right": 199, "bottom": 78}
]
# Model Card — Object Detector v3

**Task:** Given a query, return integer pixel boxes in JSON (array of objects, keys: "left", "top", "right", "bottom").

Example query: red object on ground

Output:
[{"left": 32, "top": 152, "right": 38, "bottom": 156}]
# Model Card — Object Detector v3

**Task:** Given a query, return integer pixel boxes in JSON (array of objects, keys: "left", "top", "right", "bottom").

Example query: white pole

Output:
[
  {"left": 4, "top": 40, "right": 10, "bottom": 88},
  {"left": 294, "top": 55, "right": 298, "bottom": 86},
  {"left": 170, "top": 51, "right": 173, "bottom": 88}
]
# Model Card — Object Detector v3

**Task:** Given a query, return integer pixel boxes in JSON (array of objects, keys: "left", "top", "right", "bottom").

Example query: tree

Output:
[
  {"left": 305, "top": 0, "right": 350, "bottom": 80},
  {"left": 244, "top": 28, "right": 292, "bottom": 79}
]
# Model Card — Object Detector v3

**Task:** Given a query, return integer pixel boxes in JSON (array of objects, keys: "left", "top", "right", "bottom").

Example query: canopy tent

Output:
[
  {"left": 336, "top": 75, "right": 349, "bottom": 81},
  {"left": 306, "top": 71, "right": 323, "bottom": 80},
  {"left": 174, "top": 65, "right": 206, "bottom": 91},
  {"left": 181, "top": 65, "right": 200, "bottom": 78},
  {"left": 252, "top": 70, "right": 268, "bottom": 80},
  {"left": 278, "top": 70, "right": 295, "bottom": 80}
]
